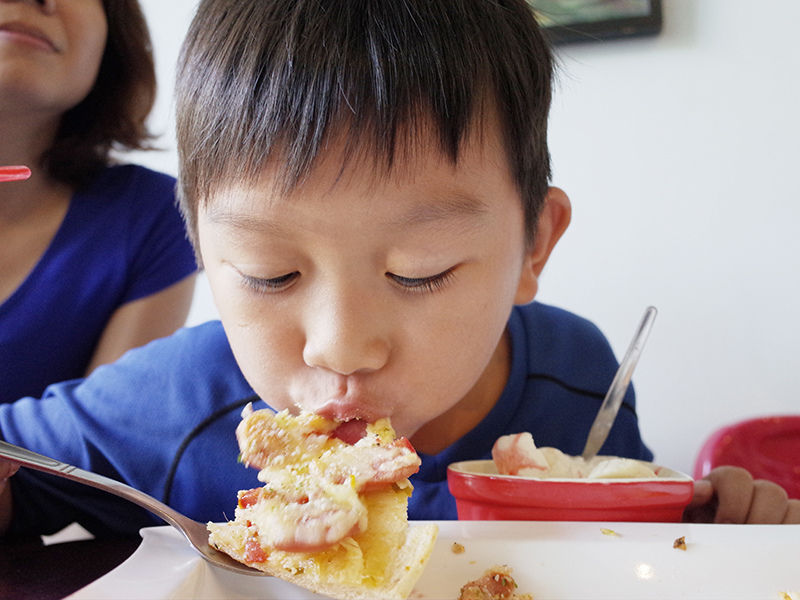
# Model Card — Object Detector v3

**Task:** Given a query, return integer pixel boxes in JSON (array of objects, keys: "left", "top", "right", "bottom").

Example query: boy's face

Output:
[{"left": 198, "top": 124, "right": 558, "bottom": 452}]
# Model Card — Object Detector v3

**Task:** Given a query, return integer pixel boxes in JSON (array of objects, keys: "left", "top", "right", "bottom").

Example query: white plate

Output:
[{"left": 69, "top": 521, "right": 800, "bottom": 599}]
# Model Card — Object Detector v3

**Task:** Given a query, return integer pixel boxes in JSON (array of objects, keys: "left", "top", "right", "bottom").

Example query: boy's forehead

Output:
[{"left": 202, "top": 114, "right": 506, "bottom": 211}]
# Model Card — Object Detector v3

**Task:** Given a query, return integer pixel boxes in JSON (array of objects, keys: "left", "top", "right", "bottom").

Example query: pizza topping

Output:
[
  {"left": 244, "top": 535, "right": 268, "bottom": 563},
  {"left": 231, "top": 406, "right": 421, "bottom": 552},
  {"left": 331, "top": 419, "right": 368, "bottom": 444},
  {"left": 235, "top": 478, "right": 366, "bottom": 552}
]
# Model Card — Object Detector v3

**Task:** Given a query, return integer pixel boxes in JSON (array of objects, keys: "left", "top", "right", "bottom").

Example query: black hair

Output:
[{"left": 176, "top": 0, "right": 554, "bottom": 245}]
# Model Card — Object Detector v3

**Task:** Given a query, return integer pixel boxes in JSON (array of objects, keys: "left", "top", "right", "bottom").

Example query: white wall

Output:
[
  {"left": 131, "top": 0, "right": 800, "bottom": 476},
  {"left": 130, "top": 0, "right": 217, "bottom": 325}
]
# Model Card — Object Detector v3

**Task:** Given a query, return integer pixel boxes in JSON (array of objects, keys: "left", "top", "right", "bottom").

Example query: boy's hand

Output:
[{"left": 683, "top": 465, "right": 800, "bottom": 524}]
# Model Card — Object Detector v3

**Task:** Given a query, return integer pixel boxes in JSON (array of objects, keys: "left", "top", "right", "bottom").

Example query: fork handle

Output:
[{"left": 0, "top": 440, "right": 187, "bottom": 534}]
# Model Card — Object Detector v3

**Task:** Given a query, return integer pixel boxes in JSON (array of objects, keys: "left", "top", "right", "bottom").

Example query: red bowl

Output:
[{"left": 447, "top": 459, "right": 694, "bottom": 522}]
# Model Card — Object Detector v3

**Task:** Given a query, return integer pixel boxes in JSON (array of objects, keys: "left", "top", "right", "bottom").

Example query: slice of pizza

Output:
[{"left": 208, "top": 405, "right": 438, "bottom": 600}]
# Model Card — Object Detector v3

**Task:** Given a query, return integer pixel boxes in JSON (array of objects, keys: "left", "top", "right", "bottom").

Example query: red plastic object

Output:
[
  {"left": 447, "top": 460, "right": 694, "bottom": 523},
  {"left": 0, "top": 165, "right": 31, "bottom": 182},
  {"left": 694, "top": 415, "right": 800, "bottom": 500}
]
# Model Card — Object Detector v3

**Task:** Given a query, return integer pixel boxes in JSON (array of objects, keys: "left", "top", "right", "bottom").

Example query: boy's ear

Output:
[{"left": 514, "top": 187, "right": 572, "bottom": 304}]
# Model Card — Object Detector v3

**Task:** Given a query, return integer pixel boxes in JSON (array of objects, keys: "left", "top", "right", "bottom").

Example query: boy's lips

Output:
[{"left": 314, "top": 398, "right": 386, "bottom": 425}]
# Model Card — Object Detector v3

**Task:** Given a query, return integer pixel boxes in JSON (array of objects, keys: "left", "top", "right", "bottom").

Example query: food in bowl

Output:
[
  {"left": 492, "top": 432, "right": 662, "bottom": 479},
  {"left": 208, "top": 406, "right": 438, "bottom": 600},
  {"left": 447, "top": 433, "right": 694, "bottom": 522}
]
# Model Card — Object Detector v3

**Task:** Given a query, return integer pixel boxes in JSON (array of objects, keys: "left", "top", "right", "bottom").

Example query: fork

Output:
[{"left": 0, "top": 440, "right": 267, "bottom": 576}]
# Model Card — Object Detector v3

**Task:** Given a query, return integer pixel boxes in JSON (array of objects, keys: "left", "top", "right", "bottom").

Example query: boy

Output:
[{"left": 1, "top": 0, "right": 797, "bottom": 539}]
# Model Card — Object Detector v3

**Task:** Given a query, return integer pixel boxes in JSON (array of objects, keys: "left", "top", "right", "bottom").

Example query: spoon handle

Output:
[
  {"left": 0, "top": 440, "right": 187, "bottom": 535},
  {"left": 581, "top": 306, "right": 658, "bottom": 461},
  {"left": 1, "top": 440, "right": 268, "bottom": 576}
]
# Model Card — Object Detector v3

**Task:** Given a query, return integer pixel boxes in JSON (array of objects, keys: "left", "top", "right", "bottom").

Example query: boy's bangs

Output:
[
  {"left": 176, "top": 0, "right": 552, "bottom": 242},
  {"left": 178, "top": 0, "right": 505, "bottom": 202}
]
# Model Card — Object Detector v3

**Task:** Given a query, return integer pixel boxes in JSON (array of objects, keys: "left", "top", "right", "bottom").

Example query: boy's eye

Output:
[
  {"left": 388, "top": 267, "right": 456, "bottom": 293},
  {"left": 241, "top": 272, "right": 299, "bottom": 293}
]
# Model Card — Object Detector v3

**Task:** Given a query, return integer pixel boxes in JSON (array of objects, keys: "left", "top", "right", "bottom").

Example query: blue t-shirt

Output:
[
  {"left": 0, "top": 302, "right": 652, "bottom": 537},
  {"left": 0, "top": 165, "right": 197, "bottom": 405}
]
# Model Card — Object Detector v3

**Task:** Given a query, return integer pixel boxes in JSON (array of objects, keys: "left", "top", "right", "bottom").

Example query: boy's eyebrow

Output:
[
  {"left": 205, "top": 208, "right": 290, "bottom": 236},
  {"left": 386, "top": 194, "right": 489, "bottom": 228},
  {"left": 205, "top": 193, "right": 489, "bottom": 233}
]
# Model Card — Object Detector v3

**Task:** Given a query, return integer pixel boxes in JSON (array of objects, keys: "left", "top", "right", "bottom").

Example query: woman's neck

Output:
[
  {"left": 0, "top": 160, "right": 72, "bottom": 305},
  {"left": 0, "top": 110, "right": 64, "bottom": 219}
]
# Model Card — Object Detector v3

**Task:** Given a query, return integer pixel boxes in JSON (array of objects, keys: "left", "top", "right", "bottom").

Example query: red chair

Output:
[{"left": 694, "top": 415, "right": 800, "bottom": 500}]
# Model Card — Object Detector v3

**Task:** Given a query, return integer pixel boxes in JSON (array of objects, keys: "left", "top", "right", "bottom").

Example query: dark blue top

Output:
[
  {"left": 0, "top": 165, "right": 197, "bottom": 404},
  {"left": 0, "top": 302, "right": 652, "bottom": 537}
]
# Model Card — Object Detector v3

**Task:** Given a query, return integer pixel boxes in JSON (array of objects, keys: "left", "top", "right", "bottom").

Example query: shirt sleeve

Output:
[
  {"left": 0, "top": 322, "right": 257, "bottom": 538},
  {"left": 117, "top": 166, "right": 198, "bottom": 305}
]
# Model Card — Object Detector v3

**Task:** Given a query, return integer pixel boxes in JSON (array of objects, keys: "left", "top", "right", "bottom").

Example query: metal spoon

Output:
[
  {"left": 0, "top": 440, "right": 267, "bottom": 576},
  {"left": 581, "top": 306, "right": 658, "bottom": 461}
]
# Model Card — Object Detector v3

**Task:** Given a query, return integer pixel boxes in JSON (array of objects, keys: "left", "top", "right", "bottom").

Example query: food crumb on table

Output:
[
  {"left": 458, "top": 565, "right": 532, "bottom": 600},
  {"left": 600, "top": 528, "right": 620, "bottom": 537}
]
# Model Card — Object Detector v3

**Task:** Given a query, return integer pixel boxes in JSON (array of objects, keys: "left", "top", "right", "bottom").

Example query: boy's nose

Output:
[{"left": 302, "top": 290, "right": 390, "bottom": 376}]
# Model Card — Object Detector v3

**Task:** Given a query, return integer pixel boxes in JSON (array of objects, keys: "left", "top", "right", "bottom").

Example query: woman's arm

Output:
[{"left": 85, "top": 274, "right": 197, "bottom": 374}]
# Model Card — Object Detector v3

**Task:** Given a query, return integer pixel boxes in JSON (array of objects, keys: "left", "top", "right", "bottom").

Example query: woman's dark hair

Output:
[
  {"left": 176, "top": 0, "right": 554, "bottom": 245},
  {"left": 43, "top": 0, "right": 157, "bottom": 189}
]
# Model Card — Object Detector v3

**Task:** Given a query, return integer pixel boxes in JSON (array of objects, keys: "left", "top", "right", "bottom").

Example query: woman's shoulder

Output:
[
  {"left": 66, "top": 164, "right": 183, "bottom": 236},
  {"left": 82, "top": 164, "right": 176, "bottom": 203}
]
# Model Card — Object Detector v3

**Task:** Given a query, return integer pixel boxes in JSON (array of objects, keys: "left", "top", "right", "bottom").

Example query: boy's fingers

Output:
[
  {"left": 682, "top": 478, "right": 716, "bottom": 523},
  {"left": 746, "top": 479, "right": 789, "bottom": 524},
  {"left": 704, "top": 466, "right": 754, "bottom": 524},
  {"left": 688, "top": 478, "right": 714, "bottom": 508},
  {"left": 784, "top": 500, "right": 800, "bottom": 524},
  {"left": 705, "top": 466, "right": 798, "bottom": 524}
]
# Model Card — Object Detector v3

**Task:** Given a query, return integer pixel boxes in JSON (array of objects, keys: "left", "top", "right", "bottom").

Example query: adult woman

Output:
[{"left": 0, "top": 0, "right": 197, "bottom": 404}]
